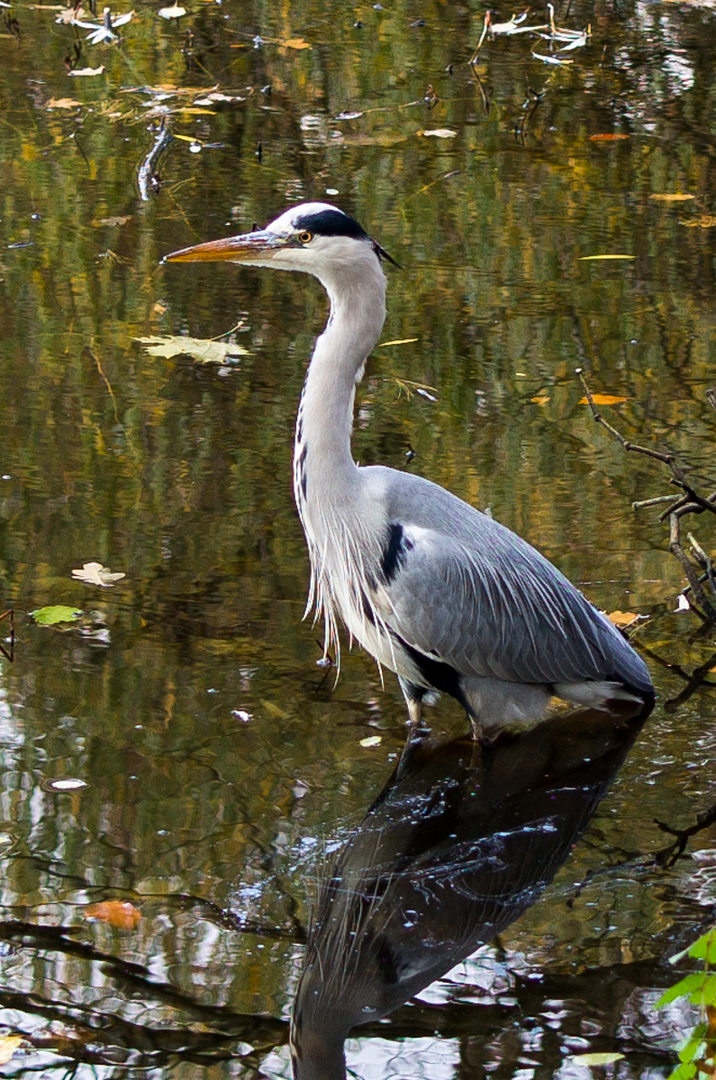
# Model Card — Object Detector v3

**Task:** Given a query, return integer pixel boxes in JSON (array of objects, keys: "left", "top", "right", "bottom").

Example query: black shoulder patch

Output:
[
  {"left": 293, "top": 208, "right": 369, "bottom": 240},
  {"left": 380, "top": 522, "right": 413, "bottom": 584}
]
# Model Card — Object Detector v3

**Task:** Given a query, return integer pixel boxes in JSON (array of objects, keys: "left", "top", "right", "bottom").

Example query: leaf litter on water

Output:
[
  {"left": 30, "top": 606, "right": 83, "bottom": 625},
  {"left": 72, "top": 562, "right": 125, "bottom": 586},
  {"left": 136, "top": 334, "right": 248, "bottom": 364}
]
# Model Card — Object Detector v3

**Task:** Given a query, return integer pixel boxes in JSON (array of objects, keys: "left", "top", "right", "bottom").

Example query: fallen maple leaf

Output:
[
  {"left": 72, "top": 562, "right": 125, "bottom": 586},
  {"left": 84, "top": 900, "right": 141, "bottom": 929},
  {"left": 136, "top": 334, "right": 248, "bottom": 364}
]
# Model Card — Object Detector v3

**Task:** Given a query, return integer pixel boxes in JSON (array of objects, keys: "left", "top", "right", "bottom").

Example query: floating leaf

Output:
[
  {"left": 649, "top": 193, "right": 695, "bottom": 202},
  {"left": 531, "top": 394, "right": 550, "bottom": 405},
  {"left": 136, "top": 334, "right": 248, "bottom": 365},
  {"left": 68, "top": 66, "right": 105, "bottom": 76},
  {"left": 44, "top": 97, "right": 83, "bottom": 109},
  {"left": 579, "top": 393, "right": 627, "bottom": 405},
  {"left": 532, "top": 51, "right": 573, "bottom": 65},
  {"left": 570, "top": 1053, "right": 625, "bottom": 1066},
  {"left": 681, "top": 215, "right": 716, "bottom": 228},
  {"left": 158, "top": 3, "right": 186, "bottom": 16},
  {"left": 579, "top": 254, "right": 634, "bottom": 261},
  {"left": 72, "top": 562, "right": 126, "bottom": 587},
  {"left": 42, "top": 777, "right": 88, "bottom": 792},
  {"left": 589, "top": 133, "right": 630, "bottom": 141},
  {"left": 607, "top": 610, "right": 641, "bottom": 628},
  {"left": 281, "top": 37, "right": 311, "bottom": 49},
  {"left": 30, "top": 605, "right": 83, "bottom": 626},
  {"left": 84, "top": 900, "right": 141, "bottom": 929},
  {"left": 380, "top": 338, "right": 419, "bottom": 347},
  {"left": 0, "top": 1036, "right": 23, "bottom": 1066},
  {"left": 419, "top": 128, "right": 457, "bottom": 138},
  {"left": 360, "top": 736, "right": 382, "bottom": 747},
  {"left": 93, "top": 215, "right": 132, "bottom": 227}
]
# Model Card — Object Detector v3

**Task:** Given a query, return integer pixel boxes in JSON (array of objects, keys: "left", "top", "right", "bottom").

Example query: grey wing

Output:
[{"left": 375, "top": 516, "right": 650, "bottom": 693}]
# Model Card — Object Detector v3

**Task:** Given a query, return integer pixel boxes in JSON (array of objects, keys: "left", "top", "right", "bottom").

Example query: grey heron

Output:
[{"left": 165, "top": 203, "right": 654, "bottom": 740}]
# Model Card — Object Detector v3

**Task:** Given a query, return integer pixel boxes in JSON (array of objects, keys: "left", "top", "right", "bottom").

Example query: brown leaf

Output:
[
  {"left": 84, "top": 900, "right": 141, "bottom": 930},
  {"left": 92, "top": 215, "right": 132, "bottom": 227},
  {"left": 589, "top": 133, "right": 630, "bottom": 141}
]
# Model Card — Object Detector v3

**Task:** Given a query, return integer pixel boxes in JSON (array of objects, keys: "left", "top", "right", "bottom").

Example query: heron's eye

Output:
[{"left": 298, "top": 231, "right": 313, "bottom": 244}]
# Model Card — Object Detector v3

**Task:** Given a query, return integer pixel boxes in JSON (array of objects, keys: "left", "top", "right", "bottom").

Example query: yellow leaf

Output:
[
  {"left": 531, "top": 395, "right": 550, "bottom": 405},
  {"left": 579, "top": 254, "right": 634, "bottom": 261},
  {"left": 589, "top": 133, "right": 629, "bottom": 141},
  {"left": 680, "top": 215, "right": 716, "bottom": 228},
  {"left": 45, "top": 97, "right": 83, "bottom": 109},
  {"left": 281, "top": 37, "right": 312, "bottom": 49},
  {"left": 0, "top": 1036, "right": 22, "bottom": 1065},
  {"left": 607, "top": 610, "right": 640, "bottom": 628},
  {"left": 579, "top": 393, "right": 627, "bottom": 405},
  {"left": 379, "top": 338, "right": 419, "bottom": 347},
  {"left": 84, "top": 900, "right": 141, "bottom": 930},
  {"left": 649, "top": 193, "right": 695, "bottom": 201}
]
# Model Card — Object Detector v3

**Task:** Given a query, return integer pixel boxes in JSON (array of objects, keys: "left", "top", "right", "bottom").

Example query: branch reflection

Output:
[{"left": 291, "top": 704, "right": 649, "bottom": 1079}]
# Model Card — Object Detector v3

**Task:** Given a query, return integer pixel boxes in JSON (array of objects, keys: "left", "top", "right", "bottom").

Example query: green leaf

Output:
[
  {"left": 667, "top": 1064, "right": 697, "bottom": 1080},
  {"left": 677, "top": 1028, "right": 706, "bottom": 1065},
  {"left": 658, "top": 974, "right": 710, "bottom": 1006},
  {"left": 30, "top": 606, "right": 83, "bottom": 626},
  {"left": 688, "top": 929, "right": 716, "bottom": 965},
  {"left": 569, "top": 1053, "right": 625, "bottom": 1066}
]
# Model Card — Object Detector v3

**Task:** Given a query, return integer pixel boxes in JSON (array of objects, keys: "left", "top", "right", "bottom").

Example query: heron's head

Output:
[{"left": 164, "top": 202, "right": 398, "bottom": 287}]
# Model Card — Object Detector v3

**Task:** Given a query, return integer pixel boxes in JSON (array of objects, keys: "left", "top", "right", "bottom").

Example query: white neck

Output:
[{"left": 293, "top": 254, "right": 387, "bottom": 511}]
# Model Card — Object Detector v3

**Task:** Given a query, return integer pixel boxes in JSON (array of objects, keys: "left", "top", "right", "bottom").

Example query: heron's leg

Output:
[{"left": 398, "top": 678, "right": 431, "bottom": 740}]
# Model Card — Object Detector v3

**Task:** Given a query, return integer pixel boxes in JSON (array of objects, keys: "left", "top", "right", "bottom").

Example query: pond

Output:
[{"left": 1, "top": 0, "right": 716, "bottom": 1075}]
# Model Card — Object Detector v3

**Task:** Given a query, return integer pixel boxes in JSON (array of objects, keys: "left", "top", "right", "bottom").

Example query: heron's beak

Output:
[{"left": 164, "top": 229, "right": 288, "bottom": 264}]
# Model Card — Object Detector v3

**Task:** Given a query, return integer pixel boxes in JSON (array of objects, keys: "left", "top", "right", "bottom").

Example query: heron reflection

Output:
[{"left": 290, "top": 704, "right": 648, "bottom": 1079}]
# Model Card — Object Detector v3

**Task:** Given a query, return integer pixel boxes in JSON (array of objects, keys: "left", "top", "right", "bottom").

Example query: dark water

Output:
[{"left": 1, "top": 0, "right": 715, "bottom": 1075}]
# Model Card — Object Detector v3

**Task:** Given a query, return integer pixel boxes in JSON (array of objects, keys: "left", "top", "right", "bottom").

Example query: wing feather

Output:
[{"left": 363, "top": 467, "right": 650, "bottom": 694}]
